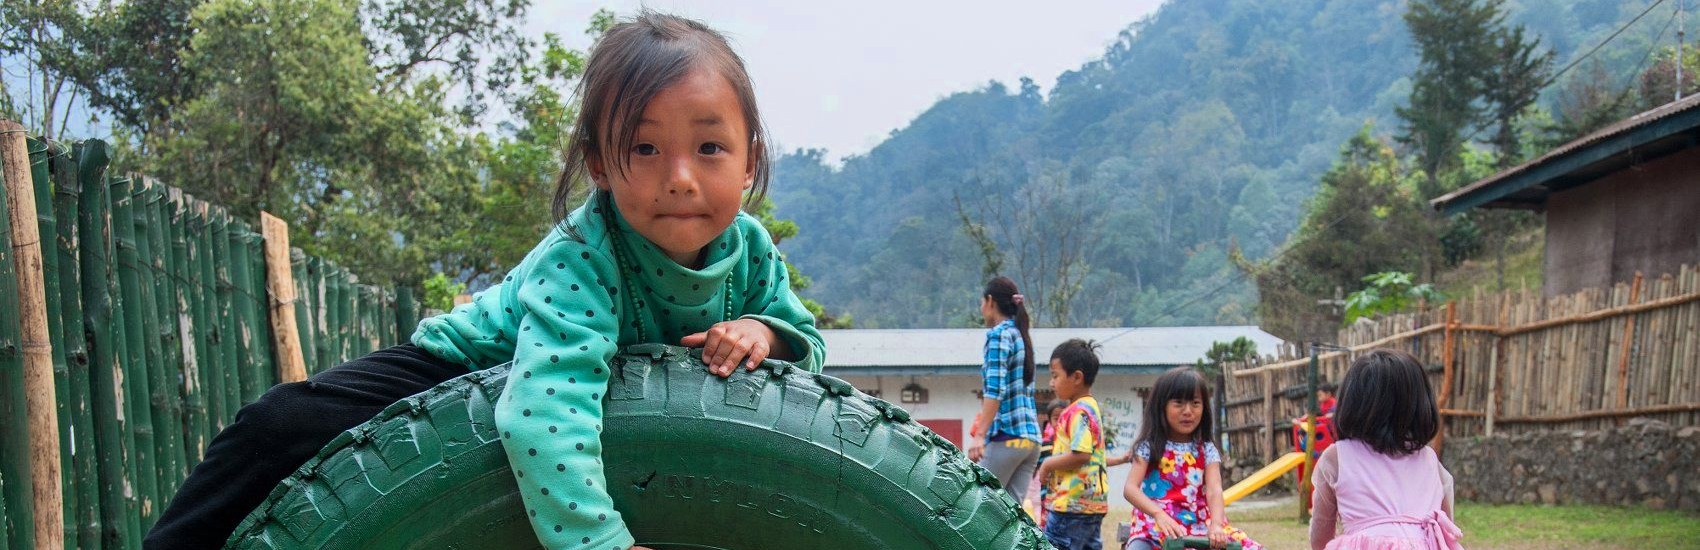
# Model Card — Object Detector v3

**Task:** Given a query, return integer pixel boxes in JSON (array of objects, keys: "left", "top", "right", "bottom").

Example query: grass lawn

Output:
[{"left": 1096, "top": 498, "right": 1700, "bottom": 549}]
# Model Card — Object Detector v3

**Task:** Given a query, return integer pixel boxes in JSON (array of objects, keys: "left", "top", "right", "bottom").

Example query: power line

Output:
[
  {"left": 1542, "top": 0, "right": 1670, "bottom": 91},
  {"left": 1106, "top": 1, "right": 1681, "bottom": 345}
]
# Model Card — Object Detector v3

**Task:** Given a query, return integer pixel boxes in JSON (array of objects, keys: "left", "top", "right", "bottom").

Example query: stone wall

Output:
[{"left": 1444, "top": 419, "right": 1700, "bottom": 510}]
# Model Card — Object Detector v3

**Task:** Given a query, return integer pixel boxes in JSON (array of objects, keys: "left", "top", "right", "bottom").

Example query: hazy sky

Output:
[{"left": 535, "top": 1, "right": 1166, "bottom": 160}]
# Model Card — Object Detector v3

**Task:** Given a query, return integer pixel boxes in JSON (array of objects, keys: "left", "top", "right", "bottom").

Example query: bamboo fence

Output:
[
  {"left": 1223, "top": 268, "right": 1700, "bottom": 467},
  {"left": 0, "top": 129, "right": 423, "bottom": 550}
]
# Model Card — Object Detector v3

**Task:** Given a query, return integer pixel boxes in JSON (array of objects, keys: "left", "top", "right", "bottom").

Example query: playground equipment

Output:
[
  {"left": 225, "top": 344, "right": 1050, "bottom": 549},
  {"left": 1162, "top": 537, "right": 1244, "bottom": 550},
  {"left": 1222, "top": 452, "right": 1305, "bottom": 504},
  {"left": 1223, "top": 411, "right": 1334, "bottom": 505}
]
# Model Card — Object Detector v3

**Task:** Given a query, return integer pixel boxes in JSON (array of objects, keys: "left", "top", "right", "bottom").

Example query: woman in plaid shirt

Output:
[{"left": 966, "top": 276, "right": 1043, "bottom": 502}]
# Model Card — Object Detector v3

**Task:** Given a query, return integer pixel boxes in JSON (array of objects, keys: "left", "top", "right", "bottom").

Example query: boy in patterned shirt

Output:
[{"left": 1035, "top": 339, "right": 1109, "bottom": 550}]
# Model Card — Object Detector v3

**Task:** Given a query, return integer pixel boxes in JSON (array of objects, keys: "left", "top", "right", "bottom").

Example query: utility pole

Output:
[
  {"left": 1681, "top": 0, "right": 1688, "bottom": 101},
  {"left": 1316, "top": 286, "right": 1347, "bottom": 316}
]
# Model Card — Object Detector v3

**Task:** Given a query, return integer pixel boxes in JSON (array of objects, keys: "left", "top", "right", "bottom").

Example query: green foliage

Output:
[
  {"left": 1397, "top": 0, "right": 1552, "bottom": 192},
  {"left": 1249, "top": 125, "right": 1439, "bottom": 340},
  {"left": 1342, "top": 271, "right": 1445, "bottom": 324},
  {"left": 422, "top": 272, "right": 467, "bottom": 313},
  {"left": 1192, "top": 336, "right": 1257, "bottom": 377}
]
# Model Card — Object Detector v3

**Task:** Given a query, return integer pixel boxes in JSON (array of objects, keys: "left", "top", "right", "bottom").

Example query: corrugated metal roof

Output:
[
  {"left": 1432, "top": 93, "right": 1700, "bottom": 213},
  {"left": 820, "top": 326, "right": 1286, "bottom": 368}
]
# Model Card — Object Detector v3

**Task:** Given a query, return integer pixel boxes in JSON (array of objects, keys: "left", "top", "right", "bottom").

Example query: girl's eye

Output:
[
  {"left": 698, "top": 143, "right": 724, "bottom": 155},
  {"left": 634, "top": 143, "right": 659, "bottom": 156}
]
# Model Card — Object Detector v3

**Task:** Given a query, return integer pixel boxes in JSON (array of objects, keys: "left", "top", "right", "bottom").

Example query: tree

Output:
[
  {"left": 1396, "top": 0, "right": 1500, "bottom": 196},
  {"left": 1250, "top": 125, "right": 1438, "bottom": 340},
  {"left": 1482, "top": 25, "right": 1554, "bottom": 168}
]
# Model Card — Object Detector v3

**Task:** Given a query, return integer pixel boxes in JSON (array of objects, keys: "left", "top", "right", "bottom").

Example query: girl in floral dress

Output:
[{"left": 1123, "top": 368, "right": 1262, "bottom": 550}]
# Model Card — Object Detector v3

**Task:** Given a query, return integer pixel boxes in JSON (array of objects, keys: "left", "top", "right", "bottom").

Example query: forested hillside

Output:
[{"left": 770, "top": 0, "right": 1649, "bottom": 328}]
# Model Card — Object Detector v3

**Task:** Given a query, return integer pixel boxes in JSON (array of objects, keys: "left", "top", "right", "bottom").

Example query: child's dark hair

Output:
[
  {"left": 1134, "top": 367, "right": 1214, "bottom": 479},
  {"left": 1319, "top": 381, "right": 1338, "bottom": 395},
  {"left": 553, "top": 11, "right": 771, "bottom": 220},
  {"left": 1333, "top": 349, "right": 1438, "bottom": 457},
  {"left": 984, "top": 276, "right": 1034, "bottom": 384},
  {"left": 1050, "top": 338, "right": 1102, "bottom": 386},
  {"left": 1046, "top": 399, "right": 1070, "bottom": 416}
]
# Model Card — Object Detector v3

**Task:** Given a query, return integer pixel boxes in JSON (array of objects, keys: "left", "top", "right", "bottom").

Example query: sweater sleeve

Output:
[
  {"left": 737, "top": 225, "right": 826, "bottom": 373},
  {"left": 1308, "top": 446, "right": 1340, "bottom": 550},
  {"left": 411, "top": 276, "right": 521, "bottom": 370},
  {"left": 497, "top": 239, "right": 635, "bottom": 550}
]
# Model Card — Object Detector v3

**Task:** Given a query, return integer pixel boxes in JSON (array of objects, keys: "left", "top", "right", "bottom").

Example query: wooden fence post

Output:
[
  {"left": 1615, "top": 272, "right": 1644, "bottom": 425},
  {"left": 2, "top": 120, "right": 65, "bottom": 550},
  {"left": 261, "top": 212, "right": 307, "bottom": 383}
]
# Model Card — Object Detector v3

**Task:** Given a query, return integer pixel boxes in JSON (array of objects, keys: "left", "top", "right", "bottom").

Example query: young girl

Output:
[
  {"left": 967, "top": 276, "right": 1042, "bottom": 503},
  {"left": 1124, "top": 367, "right": 1262, "bottom": 550},
  {"left": 146, "top": 12, "right": 825, "bottom": 550},
  {"left": 1309, "top": 350, "right": 1464, "bottom": 550}
]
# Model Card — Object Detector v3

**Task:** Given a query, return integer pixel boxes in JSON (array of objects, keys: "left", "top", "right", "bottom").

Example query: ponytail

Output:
[
  {"left": 1014, "top": 301, "right": 1034, "bottom": 385},
  {"left": 984, "top": 276, "right": 1035, "bottom": 385}
]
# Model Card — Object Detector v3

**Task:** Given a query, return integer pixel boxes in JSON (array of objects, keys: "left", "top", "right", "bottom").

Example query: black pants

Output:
[{"left": 144, "top": 344, "right": 468, "bottom": 550}]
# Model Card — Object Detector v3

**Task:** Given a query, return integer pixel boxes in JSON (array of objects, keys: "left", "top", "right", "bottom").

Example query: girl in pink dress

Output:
[
  {"left": 1124, "top": 368, "right": 1263, "bottom": 550},
  {"left": 1310, "top": 349, "right": 1466, "bottom": 550}
]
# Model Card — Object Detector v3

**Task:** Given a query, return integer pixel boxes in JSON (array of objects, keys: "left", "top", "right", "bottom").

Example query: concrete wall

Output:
[
  {"left": 1444, "top": 419, "right": 1700, "bottom": 510},
  {"left": 838, "top": 372, "right": 1157, "bottom": 512},
  {"left": 1544, "top": 146, "right": 1700, "bottom": 295}
]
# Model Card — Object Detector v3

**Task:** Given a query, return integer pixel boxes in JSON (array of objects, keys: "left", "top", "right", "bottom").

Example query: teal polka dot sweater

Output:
[{"left": 412, "top": 192, "right": 825, "bottom": 549}]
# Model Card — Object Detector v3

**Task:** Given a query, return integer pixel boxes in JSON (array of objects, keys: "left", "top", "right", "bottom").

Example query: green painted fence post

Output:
[
  {"left": 396, "top": 286, "right": 418, "bottom": 346},
  {"left": 322, "top": 263, "right": 341, "bottom": 367},
  {"left": 208, "top": 208, "right": 241, "bottom": 426},
  {"left": 75, "top": 141, "right": 142, "bottom": 548},
  {"left": 226, "top": 225, "right": 262, "bottom": 403},
  {"left": 110, "top": 174, "right": 162, "bottom": 531},
  {"left": 355, "top": 286, "right": 371, "bottom": 355},
  {"left": 0, "top": 468, "right": 7, "bottom": 550},
  {"left": 27, "top": 137, "right": 78, "bottom": 550},
  {"left": 0, "top": 123, "right": 35, "bottom": 550},
  {"left": 50, "top": 142, "right": 101, "bottom": 547},
  {"left": 244, "top": 231, "right": 276, "bottom": 390},
  {"left": 290, "top": 250, "right": 315, "bottom": 376},
  {"left": 165, "top": 189, "right": 209, "bottom": 468},
  {"left": 188, "top": 200, "right": 225, "bottom": 435},
  {"left": 337, "top": 269, "right": 353, "bottom": 363},
  {"left": 307, "top": 257, "right": 327, "bottom": 371},
  {"left": 141, "top": 182, "right": 186, "bottom": 496},
  {"left": 128, "top": 181, "right": 179, "bottom": 505}
]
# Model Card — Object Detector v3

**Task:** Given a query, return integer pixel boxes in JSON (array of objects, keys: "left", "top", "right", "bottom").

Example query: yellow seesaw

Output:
[{"left": 1224, "top": 451, "right": 1307, "bottom": 504}]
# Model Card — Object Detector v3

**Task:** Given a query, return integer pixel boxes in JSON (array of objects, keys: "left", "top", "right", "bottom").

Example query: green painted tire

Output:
[{"left": 225, "top": 344, "right": 1051, "bottom": 549}]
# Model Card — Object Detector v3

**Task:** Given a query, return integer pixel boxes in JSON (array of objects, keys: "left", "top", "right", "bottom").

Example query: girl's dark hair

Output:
[
  {"left": 1135, "top": 367, "right": 1214, "bottom": 480},
  {"left": 984, "top": 276, "right": 1034, "bottom": 384},
  {"left": 553, "top": 11, "right": 771, "bottom": 220},
  {"left": 1333, "top": 349, "right": 1439, "bottom": 457}
]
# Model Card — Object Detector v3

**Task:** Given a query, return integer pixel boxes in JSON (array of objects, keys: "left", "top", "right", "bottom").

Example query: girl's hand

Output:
[
  {"left": 1207, "top": 518, "right": 1228, "bottom": 548},
  {"left": 682, "top": 319, "right": 778, "bottom": 377},
  {"left": 1154, "top": 514, "right": 1187, "bottom": 540}
]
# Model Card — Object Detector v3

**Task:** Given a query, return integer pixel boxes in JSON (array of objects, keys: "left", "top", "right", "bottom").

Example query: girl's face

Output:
[
  {"left": 980, "top": 295, "right": 997, "bottom": 326},
  {"left": 591, "top": 67, "right": 754, "bottom": 266},
  {"left": 1164, "top": 392, "right": 1204, "bottom": 440}
]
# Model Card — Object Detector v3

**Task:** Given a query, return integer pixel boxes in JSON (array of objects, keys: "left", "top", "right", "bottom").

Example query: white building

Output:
[{"left": 819, "top": 326, "right": 1285, "bottom": 513}]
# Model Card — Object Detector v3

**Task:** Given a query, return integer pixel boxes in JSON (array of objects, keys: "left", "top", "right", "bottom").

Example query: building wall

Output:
[
  {"left": 1545, "top": 146, "right": 1700, "bottom": 295},
  {"left": 838, "top": 372, "right": 1158, "bottom": 513}
]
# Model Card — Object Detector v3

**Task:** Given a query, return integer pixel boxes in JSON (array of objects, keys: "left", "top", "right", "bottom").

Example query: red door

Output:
[{"left": 917, "top": 419, "right": 964, "bottom": 449}]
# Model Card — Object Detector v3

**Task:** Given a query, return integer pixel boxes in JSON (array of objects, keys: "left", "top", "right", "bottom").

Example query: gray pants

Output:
[
  {"left": 978, "top": 438, "right": 1040, "bottom": 502},
  {"left": 1124, "top": 540, "right": 1156, "bottom": 550}
]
